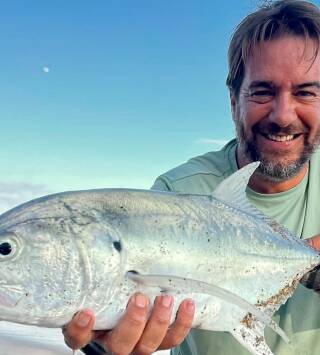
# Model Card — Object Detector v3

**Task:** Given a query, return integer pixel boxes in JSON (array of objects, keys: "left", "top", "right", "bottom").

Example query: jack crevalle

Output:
[{"left": 0, "top": 162, "right": 318, "bottom": 355}]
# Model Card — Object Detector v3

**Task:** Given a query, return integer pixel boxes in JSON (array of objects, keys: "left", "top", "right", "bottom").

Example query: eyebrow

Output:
[
  {"left": 248, "top": 80, "right": 320, "bottom": 90},
  {"left": 248, "top": 81, "right": 275, "bottom": 90},
  {"left": 295, "top": 81, "right": 320, "bottom": 89}
]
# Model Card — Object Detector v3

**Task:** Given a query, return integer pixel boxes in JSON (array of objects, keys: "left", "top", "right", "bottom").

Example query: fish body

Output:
[{"left": 0, "top": 163, "right": 318, "bottom": 355}]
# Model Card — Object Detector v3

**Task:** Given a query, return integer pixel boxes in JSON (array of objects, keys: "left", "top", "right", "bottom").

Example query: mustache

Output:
[{"left": 252, "top": 122, "right": 309, "bottom": 135}]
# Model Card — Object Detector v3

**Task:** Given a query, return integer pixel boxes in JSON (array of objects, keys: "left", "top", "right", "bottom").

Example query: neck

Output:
[{"left": 236, "top": 146, "right": 308, "bottom": 194}]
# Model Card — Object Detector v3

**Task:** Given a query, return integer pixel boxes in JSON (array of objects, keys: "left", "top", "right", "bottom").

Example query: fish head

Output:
[{"left": 0, "top": 198, "right": 87, "bottom": 326}]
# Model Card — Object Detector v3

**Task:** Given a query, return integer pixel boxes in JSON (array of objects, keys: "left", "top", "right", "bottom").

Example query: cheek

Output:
[
  {"left": 293, "top": 105, "right": 320, "bottom": 144},
  {"left": 297, "top": 108, "right": 320, "bottom": 132},
  {"left": 236, "top": 102, "right": 268, "bottom": 132}
]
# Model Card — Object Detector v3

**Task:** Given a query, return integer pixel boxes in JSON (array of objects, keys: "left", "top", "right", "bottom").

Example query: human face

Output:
[{"left": 232, "top": 36, "right": 320, "bottom": 182}]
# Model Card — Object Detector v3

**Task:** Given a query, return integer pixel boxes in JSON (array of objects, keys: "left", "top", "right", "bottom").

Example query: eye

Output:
[
  {"left": 247, "top": 89, "right": 274, "bottom": 104},
  {"left": 0, "top": 242, "right": 12, "bottom": 256},
  {"left": 0, "top": 233, "right": 20, "bottom": 260},
  {"left": 252, "top": 90, "right": 273, "bottom": 96},
  {"left": 296, "top": 90, "right": 316, "bottom": 98}
]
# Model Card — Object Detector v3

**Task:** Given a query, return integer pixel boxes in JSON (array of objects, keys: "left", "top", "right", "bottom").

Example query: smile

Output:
[{"left": 260, "top": 133, "right": 301, "bottom": 142}]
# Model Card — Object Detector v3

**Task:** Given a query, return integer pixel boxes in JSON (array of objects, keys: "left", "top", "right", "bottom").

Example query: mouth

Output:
[{"left": 260, "top": 133, "right": 302, "bottom": 142}]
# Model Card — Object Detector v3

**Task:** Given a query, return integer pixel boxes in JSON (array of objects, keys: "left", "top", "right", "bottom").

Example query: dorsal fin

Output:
[{"left": 212, "top": 162, "right": 265, "bottom": 219}]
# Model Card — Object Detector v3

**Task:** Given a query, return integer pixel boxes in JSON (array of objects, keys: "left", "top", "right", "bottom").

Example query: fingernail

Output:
[
  {"left": 74, "top": 310, "right": 92, "bottom": 327},
  {"left": 134, "top": 293, "right": 148, "bottom": 308},
  {"left": 161, "top": 295, "right": 173, "bottom": 308},
  {"left": 185, "top": 299, "right": 195, "bottom": 314}
]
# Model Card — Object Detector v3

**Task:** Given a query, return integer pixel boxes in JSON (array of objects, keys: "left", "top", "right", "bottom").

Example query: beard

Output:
[{"left": 235, "top": 120, "right": 320, "bottom": 182}]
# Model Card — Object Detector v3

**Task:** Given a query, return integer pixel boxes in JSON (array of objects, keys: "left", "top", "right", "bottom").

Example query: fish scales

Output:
[{"left": 0, "top": 162, "right": 318, "bottom": 355}]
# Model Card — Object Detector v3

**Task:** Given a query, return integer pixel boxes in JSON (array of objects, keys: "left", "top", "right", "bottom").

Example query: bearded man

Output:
[{"left": 64, "top": 1, "right": 320, "bottom": 354}]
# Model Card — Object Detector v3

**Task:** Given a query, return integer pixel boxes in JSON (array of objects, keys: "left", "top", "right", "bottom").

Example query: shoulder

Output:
[
  {"left": 309, "top": 147, "right": 320, "bottom": 172},
  {"left": 308, "top": 147, "right": 320, "bottom": 194},
  {"left": 152, "top": 139, "right": 237, "bottom": 194}
]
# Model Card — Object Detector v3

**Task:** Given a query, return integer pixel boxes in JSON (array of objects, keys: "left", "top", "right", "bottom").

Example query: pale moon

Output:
[{"left": 43, "top": 67, "right": 50, "bottom": 73}]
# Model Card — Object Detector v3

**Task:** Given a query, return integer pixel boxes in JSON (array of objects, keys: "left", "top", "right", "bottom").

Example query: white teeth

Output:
[{"left": 266, "top": 134, "right": 294, "bottom": 142}]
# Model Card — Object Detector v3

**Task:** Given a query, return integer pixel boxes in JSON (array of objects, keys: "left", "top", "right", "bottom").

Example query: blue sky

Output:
[{"left": 1, "top": 0, "right": 319, "bottom": 212}]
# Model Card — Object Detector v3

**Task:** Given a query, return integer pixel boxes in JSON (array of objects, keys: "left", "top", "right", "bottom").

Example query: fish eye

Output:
[
  {"left": 0, "top": 242, "right": 12, "bottom": 256},
  {"left": 0, "top": 233, "right": 19, "bottom": 260}
]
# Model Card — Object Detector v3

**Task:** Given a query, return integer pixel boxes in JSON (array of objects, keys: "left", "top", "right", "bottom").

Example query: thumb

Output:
[{"left": 306, "top": 235, "right": 320, "bottom": 251}]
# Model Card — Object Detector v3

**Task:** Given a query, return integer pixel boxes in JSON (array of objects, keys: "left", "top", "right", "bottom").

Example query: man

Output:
[{"left": 63, "top": 0, "right": 320, "bottom": 354}]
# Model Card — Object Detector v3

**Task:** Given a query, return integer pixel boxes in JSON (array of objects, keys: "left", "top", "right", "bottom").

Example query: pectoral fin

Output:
[{"left": 126, "top": 271, "right": 287, "bottom": 343}]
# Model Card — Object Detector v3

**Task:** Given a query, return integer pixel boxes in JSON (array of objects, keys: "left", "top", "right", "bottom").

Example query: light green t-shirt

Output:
[{"left": 152, "top": 139, "right": 320, "bottom": 355}]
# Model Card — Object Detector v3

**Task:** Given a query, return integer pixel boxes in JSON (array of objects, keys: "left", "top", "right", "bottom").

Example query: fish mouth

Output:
[{"left": 0, "top": 284, "right": 25, "bottom": 308}]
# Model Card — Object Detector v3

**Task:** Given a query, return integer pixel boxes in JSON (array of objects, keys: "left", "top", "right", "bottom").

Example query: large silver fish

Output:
[{"left": 0, "top": 162, "right": 318, "bottom": 355}]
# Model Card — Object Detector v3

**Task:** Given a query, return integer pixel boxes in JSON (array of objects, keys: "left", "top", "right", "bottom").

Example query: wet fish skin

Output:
[{"left": 0, "top": 162, "right": 318, "bottom": 355}]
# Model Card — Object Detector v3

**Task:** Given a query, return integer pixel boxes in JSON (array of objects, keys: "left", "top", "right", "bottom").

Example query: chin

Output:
[{"left": 255, "top": 158, "right": 305, "bottom": 182}]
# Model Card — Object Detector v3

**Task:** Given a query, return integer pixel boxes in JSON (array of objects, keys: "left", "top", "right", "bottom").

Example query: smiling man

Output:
[
  {"left": 233, "top": 36, "right": 320, "bottom": 194},
  {"left": 63, "top": 1, "right": 320, "bottom": 354}
]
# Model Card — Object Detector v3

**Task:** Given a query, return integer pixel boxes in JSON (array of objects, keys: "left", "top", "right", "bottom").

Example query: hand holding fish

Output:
[
  {"left": 306, "top": 235, "right": 320, "bottom": 251},
  {"left": 62, "top": 293, "right": 194, "bottom": 354}
]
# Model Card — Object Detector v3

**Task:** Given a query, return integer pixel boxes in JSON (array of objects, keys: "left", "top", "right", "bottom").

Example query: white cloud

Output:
[
  {"left": 42, "top": 66, "right": 50, "bottom": 73},
  {"left": 195, "top": 138, "right": 230, "bottom": 146},
  {"left": 0, "top": 182, "right": 52, "bottom": 214}
]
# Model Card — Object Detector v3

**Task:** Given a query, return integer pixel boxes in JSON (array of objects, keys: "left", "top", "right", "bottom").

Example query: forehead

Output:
[{"left": 243, "top": 36, "right": 320, "bottom": 86}]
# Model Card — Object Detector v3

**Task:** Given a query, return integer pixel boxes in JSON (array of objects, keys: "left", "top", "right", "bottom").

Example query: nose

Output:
[{"left": 269, "top": 93, "right": 297, "bottom": 127}]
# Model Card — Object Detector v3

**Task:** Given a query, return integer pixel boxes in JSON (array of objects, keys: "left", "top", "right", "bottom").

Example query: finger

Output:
[
  {"left": 133, "top": 295, "right": 174, "bottom": 355},
  {"left": 158, "top": 298, "right": 194, "bottom": 350},
  {"left": 62, "top": 309, "right": 95, "bottom": 350},
  {"left": 306, "top": 234, "right": 320, "bottom": 251},
  {"left": 97, "top": 293, "right": 149, "bottom": 355}
]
